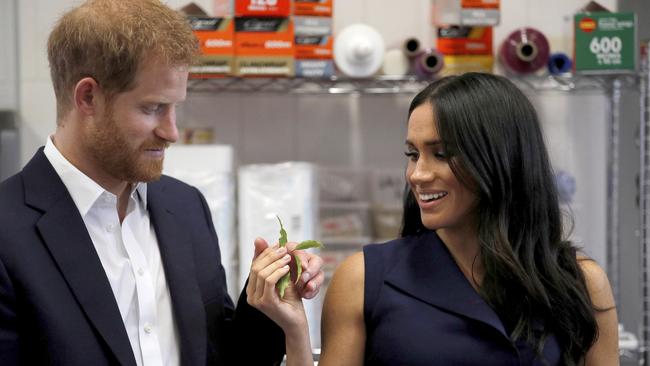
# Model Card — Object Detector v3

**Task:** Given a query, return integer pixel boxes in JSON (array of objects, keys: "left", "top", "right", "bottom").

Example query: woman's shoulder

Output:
[
  {"left": 332, "top": 235, "right": 420, "bottom": 292},
  {"left": 576, "top": 256, "right": 616, "bottom": 309}
]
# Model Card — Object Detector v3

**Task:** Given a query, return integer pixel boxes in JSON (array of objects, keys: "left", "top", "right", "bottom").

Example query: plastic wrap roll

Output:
[
  {"left": 403, "top": 37, "right": 421, "bottom": 58},
  {"left": 499, "top": 27, "right": 550, "bottom": 74},
  {"left": 334, "top": 24, "right": 385, "bottom": 78},
  {"left": 547, "top": 52, "right": 573, "bottom": 75},
  {"left": 414, "top": 48, "right": 444, "bottom": 78}
]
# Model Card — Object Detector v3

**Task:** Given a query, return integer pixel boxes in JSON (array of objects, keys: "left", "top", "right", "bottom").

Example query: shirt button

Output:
[
  {"left": 144, "top": 325, "right": 152, "bottom": 334},
  {"left": 105, "top": 224, "right": 115, "bottom": 232},
  {"left": 138, "top": 268, "right": 145, "bottom": 276}
]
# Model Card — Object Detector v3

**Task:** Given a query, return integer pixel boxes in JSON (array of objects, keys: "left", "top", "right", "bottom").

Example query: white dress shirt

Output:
[{"left": 44, "top": 137, "right": 180, "bottom": 366}]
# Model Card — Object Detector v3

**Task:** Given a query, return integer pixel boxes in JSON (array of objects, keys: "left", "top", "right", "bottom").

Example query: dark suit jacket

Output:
[{"left": 0, "top": 149, "right": 285, "bottom": 365}]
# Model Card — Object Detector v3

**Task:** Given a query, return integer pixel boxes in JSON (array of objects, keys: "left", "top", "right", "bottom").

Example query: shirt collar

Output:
[{"left": 43, "top": 136, "right": 148, "bottom": 216}]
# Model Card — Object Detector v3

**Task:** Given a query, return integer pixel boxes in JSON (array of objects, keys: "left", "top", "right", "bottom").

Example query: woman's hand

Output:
[
  {"left": 246, "top": 237, "right": 308, "bottom": 332},
  {"left": 247, "top": 237, "right": 313, "bottom": 366}
]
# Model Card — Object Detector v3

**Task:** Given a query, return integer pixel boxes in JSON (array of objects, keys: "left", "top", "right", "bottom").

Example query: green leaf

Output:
[
  {"left": 294, "top": 254, "right": 302, "bottom": 285},
  {"left": 274, "top": 216, "right": 323, "bottom": 298},
  {"left": 277, "top": 272, "right": 290, "bottom": 299},
  {"left": 295, "top": 240, "right": 324, "bottom": 250},
  {"left": 276, "top": 215, "right": 290, "bottom": 298},
  {"left": 276, "top": 215, "right": 288, "bottom": 247}
]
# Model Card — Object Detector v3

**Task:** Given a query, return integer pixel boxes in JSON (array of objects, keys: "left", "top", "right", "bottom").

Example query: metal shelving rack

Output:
[
  {"left": 188, "top": 73, "right": 640, "bottom": 94},
  {"left": 640, "top": 41, "right": 650, "bottom": 366},
  {"left": 188, "top": 75, "right": 431, "bottom": 94}
]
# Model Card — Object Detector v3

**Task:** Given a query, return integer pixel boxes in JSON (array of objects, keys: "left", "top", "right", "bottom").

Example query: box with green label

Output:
[{"left": 574, "top": 12, "right": 637, "bottom": 73}]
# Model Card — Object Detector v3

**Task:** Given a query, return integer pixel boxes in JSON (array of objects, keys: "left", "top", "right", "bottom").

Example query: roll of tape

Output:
[
  {"left": 499, "top": 27, "right": 550, "bottom": 74},
  {"left": 382, "top": 49, "right": 411, "bottom": 76},
  {"left": 334, "top": 24, "right": 386, "bottom": 78},
  {"left": 414, "top": 48, "right": 444, "bottom": 78},
  {"left": 547, "top": 52, "right": 573, "bottom": 75}
]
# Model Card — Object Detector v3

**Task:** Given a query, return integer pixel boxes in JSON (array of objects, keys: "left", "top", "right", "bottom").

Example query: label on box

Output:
[
  {"left": 294, "top": 0, "right": 333, "bottom": 17},
  {"left": 189, "top": 57, "right": 234, "bottom": 76},
  {"left": 235, "top": 56, "right": 294, "bottom": 76},
  {"left": 461, "top": 9, "right": 499, "bottom": 26},
  {"left": 235, "top": 17, "right": 294, "bottom": 56},
  {"left": 295, "top": 35, "right": 333, "bottom": 59},
  {"left": 437, "top": 26, "right": 492, "bottom": 55},
  {"left": 295, "top": 59, "right": 334, "bottom": 77},
  {"left": 574, "top": 12, "right": 637, "bottom": 73},
  {"left": 294, "top": 16, "right": 332, "bottom": 35},
  {"left": 190, "top": 17, "right": 234, "bottom": 55},
  {"left": 433, "top": 0, "right": 499, "bottom": 26},
  {"left": 441, "top": 54, "right": 494, "bottom": 75},
  {"left": 189, "top": 17, "right": 234, "bottom": 76},
  {"left": 234, "top": 0, "right": 291, "bottom": 17}
]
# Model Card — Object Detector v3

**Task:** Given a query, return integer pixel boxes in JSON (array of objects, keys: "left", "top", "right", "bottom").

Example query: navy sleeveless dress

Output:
[{"left": 363, "top": 230, "right": 562, "bottom": 365}]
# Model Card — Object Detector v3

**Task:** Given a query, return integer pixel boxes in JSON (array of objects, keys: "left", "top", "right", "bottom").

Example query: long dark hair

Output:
[{"left": 401, "top": 73, "right": 598, "bottom": 364}]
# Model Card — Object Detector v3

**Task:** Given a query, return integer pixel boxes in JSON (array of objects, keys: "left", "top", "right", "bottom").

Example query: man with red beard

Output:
[{"left": 0, "top": 1, "right": 323, "bottom": 365}]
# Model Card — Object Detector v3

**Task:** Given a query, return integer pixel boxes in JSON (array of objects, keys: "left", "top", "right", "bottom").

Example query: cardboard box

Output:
[
  {"left": 294, "top": 16, "right": 332, "bottom": 35},
  {"left": 235, "top": 57, "right": 295, "bottom": 76},
  {"left": 295, "top": 59, "right": 334, "bottom": 77},
  {"left": 235, "top": 17, "right": 294, "bottom": 56},
  {"left": 295, "top": 17, "right": 333, "bottom": 59},
  {"left": 441, "top": 54, "right": 494, "bottom": 75},
  {"left": 433, "top": 0, "right": 499, "bottom": 26},
  {"left": 234, "top": 0, "right": 291, "bottom": 17},
  {"left": 461, "top": 0, "right": 499, "bottom": 9},
  {"left": 294, "top": 0, "right": 333, "bottom": 17},
  {"left": 188, "top": 17, "right": 235, "bottom": 77},
  {"left": 234, "top": 17, "right": 294, "bottom": 75},
  {"left": 213, "top": 0, "right": 233, "bottom": 17},
  {"left": 436, "top": 26, "right": 492, "bottom": 55},
  {"left": 295, "top": 35, "right": 333, "bottom": 59}
]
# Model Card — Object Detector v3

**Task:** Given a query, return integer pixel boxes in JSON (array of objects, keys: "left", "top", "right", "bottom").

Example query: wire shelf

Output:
[{"left": 187, "top": 73, "right": 642, "bottom": 95}]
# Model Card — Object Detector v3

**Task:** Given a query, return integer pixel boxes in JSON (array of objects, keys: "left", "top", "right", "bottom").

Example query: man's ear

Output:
[{"left": 73, "top": 77, "right": 103, "bottom": 116}]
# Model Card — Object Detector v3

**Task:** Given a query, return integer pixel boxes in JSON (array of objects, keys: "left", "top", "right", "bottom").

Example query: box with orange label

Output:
[
  {"left": 188, "top": 17, "right": 234, "bottom": 77},
  {"left": 294, "top": 0, "right": 333, "bottom": 17},
  {"left": 436, "top": 26, "right": 492, "bottom": 55},
  {"left": 295, "top": 16, "right": 332, "bottom": 59},
  {"left": 234, "top": 17, "right": 294, "bottom": 76},
  {"left": 461, "top": 0, "right": 499, "bottom": 9},
  {"left": 235, "top": 0, "right": 291, "bottom": 17}
]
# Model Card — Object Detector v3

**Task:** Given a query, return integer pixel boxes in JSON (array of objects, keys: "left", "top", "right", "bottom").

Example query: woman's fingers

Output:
[
  {"left": 249, "top": 259, "right": 291, "bottom": 310},
  {"left": 254, "top": 253, "right": 291, "bottom": 300},
  {"left": 261, "top": 262, "right": 292, "bottom": 303},
  {"left": 247, "top": 245, "right": 286, "bottom": 299}
]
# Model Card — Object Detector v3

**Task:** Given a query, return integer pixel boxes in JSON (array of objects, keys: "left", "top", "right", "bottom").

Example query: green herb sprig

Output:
[{"left": 276, "top": 216, "right": 324, "bottom": 299}]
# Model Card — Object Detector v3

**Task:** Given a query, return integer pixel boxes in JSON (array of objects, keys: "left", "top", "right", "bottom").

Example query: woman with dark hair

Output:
[{"left": 247, "top": 72, "right": 618, "bottom": 365}]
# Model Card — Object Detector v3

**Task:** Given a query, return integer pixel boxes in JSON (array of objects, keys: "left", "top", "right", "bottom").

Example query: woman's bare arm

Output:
[{"left": 319, "top": 252, "right": 366, "bottom": 366}]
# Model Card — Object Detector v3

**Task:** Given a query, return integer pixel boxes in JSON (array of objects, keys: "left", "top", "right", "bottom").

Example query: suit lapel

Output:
[
  {"left": 24, "top": 150, "right": 137, "bottom": 366},
  {"left": 147, "top": 181, "right": 206, "bottom": 366},
  {"left": 384, "top": 231, "right": 509, "bottom": 340}
]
